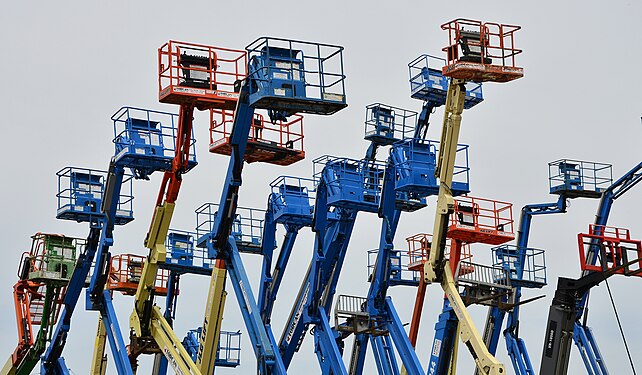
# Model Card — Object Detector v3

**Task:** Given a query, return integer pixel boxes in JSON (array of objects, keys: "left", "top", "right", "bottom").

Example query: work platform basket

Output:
[
  {"left": 391, "top": 139, "right": 470, "bottom": 197},
  {"left": 313, "top": 156, "right": 384, "bottom": 213},
  {"left": 195, "top": 203, "right": 267, "bottom": 254},
  {"left": 209, "top": 109, "right": 305, "bottom": 166},
  {"left": 578, "top": 225, "right": 642, "bottom": 277},
  {"left": 364, "top": 103, "right": 417, "bottom": 145},
  {"left": 269, "top": 176, "right": 315, "bottom": 226},
  {"left": 441, "top": 19, "right": 523, "bottom": 83},
  {"left": 21, "top": 233, "right": 84, "bottom": 284},
  {"left": 367, "top": 248, "right": 419, "bottom": 287},
  {"left": 246, "top": 37, "right": 347, "bottom": 115},
  {"left": 492, "top": 244, "right": 546, "bottom": 288},
  {"left": 159, "top": 40, "right": 246, "bottom": 110},
  {"left": 408, "top": 54, "right": 483, "bottom": 108},
  {"left": 448, "top": 196, "right": 515, "bottom": 245},
  {"left": 406, "top": 234, "right": 473, "bottom": 274},
  {"left": 112, "top": 106, "right": 197, "bottom": 179},
  {"left": 56, "top": 167, "right": 133, "bottom": 225},
  {"left": 182, "top": 328, "right": 241, "bottom": 367},
  {"left": 161, "top": 230, "right": 214, "bottom": 276},
  {"left": 548, "top": 159, "right": 612, "bottom": 198},
  {"left": 107, "top": 254, "right": 169, "bottom": 296}
]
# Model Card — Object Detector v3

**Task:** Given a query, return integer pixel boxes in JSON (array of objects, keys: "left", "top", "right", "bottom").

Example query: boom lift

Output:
[
  {"left": 131, "top": 37, "right": 347, "bottom": 375},
  {"left": 480, "top": 159, "right": 612, "bottom": 375},
  {"left": 421, "top": 196, "right": 516, "bottom": 375},
  {"left": 277, "top": 155, "right": 383, "bottom": 373},
  {"left": 257, "top": 176, "right": 315, "bottom": 326},
  {"left": 41, "top": 165, "right": 136, "bottom": 375},
  {"left": 422, "top": 18, "right": 523, "bottom": 375},
  {"left": 201, "top": 37, "right": 346, "bottom": 374},
  {"left": 336, "top": 100, "right": 472, "bottom": 375},
  {"left": 129, "top": 41, "right": 245, "bottom": 375},
  {"left": 3, "top": 234, "right": 84, "bottom": 375},
  {"left": 163, "top": 231, "right": 242, "bottom": 370},
  {"left": 403, "top": 53, "right": 482, "bottom": 361},
  {"left": 40, "top": 106, "right": 194, "bottom": 375},
  {"left": 540, "top": 161, "right": 642, "bottom": 375}
]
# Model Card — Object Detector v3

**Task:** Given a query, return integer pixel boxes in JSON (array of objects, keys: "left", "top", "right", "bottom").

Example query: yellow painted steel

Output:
[
  {"left": 197, "top": 261, "right": 227, "bottom": 374},
  {"left": 90, "top": 316, "right": 108, "bottom": 375},
  {"left": 421, "top": 79, "right": 506, "bottom": 375},
  {"left": 130, "top": 203, "right": 173, "bottom": 336},
  {"left": 442, "top": 263, "right": 504, "bottom": 374},
  {"left": 149, "top": 307, "right": 202, "bottom": 375},
  {"left": 1, "top": 357, "right": 16, "bottom": 375},
  {"left": 448, "top": 325, "right": 459, "bottom": 375}
]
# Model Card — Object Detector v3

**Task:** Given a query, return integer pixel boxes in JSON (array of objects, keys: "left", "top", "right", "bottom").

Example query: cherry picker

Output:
[
  {"left": 421, "top": 18, "right": 523, "bottom": 375},
  {"left": 540, "top": 160, "right": 642, "bottom": 375},
  {"left": 130, "top": 37, "right": 347, "bottom": 375},
  {"left": 37, "top": 105, "right": 196, "bottom": 375},
  {"left": 2, "top": 233, "right": 84, "bottom": 375},
  {"left": 480, "top": 159, "right": 612, "bottom": 375}
]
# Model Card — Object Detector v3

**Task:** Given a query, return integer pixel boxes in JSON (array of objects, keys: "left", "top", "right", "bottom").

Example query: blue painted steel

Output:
[
  {"left": 162, "top": 230, "right": 213, "bottom": 275},
  {"left": 364, "top": 103, "right": 417, "bottom": 145},
  {"left": 315, "top": 307, "right": 348, "bottom": 375},
  {"left": 45, "top": 164, "right": 135, "bottom": 374},
  {"left": 196, "top": 202, "right": 267, "bottom": 254},
  {"left": 198, "top": 82, "right": 289, "bottom": 374},
  {"left": 484, "top": 195, "right": 566, "bottom": 375},
  {"left": 100, "top": 291, "right": 135, "bottom": 375},
  {"left": 313, "top": 156, "right": 384, "bottom": 213},
  {"left": 573, "top": 323, "right": 608, "bottom": 375},
  {"left": 571, "top": 161, "right": 642, "bottom": 374},
  {"left": 56, "top": 167, "right": 134, "bottom": 225},
  {"left": 548, "top": 159, "right": 612, "bottom": 198},
  {"left": 278, "top": 197, "right": 357, "bottom": 367},
  {"left": 385, "top": 299, "right": 424, "bottom": 375},
  {"left": 181, "top": 328, "right": 242, "bottom": 368},
  {"left": 222, "top": 239, "right": 286, "bottom": 374},
  {"left": 367, "top": 249, "right": 419, "bottom": 287},
  {"left": 269, "top": 176, "right": 315, "bottom": 226},
  {"left": 391, "top": 139, "right": 470, "bottom": 197},
  {"left": 112, "top": 106, "right": 197, "bottom": 180},
  {"left": 345, "top": 161, "right": 424, "bottom": 374},
  {"left": 246, "top": 37, "right": 347, "bottom": 115},
  {"left": 259, "top": 226, "right": 300, "bottom": 323},
  {"left": 408, "top": 54, "right": 483, "bottom": 109},
  {"left": 427, "top": 300, "right": 459, "bottom": 375}
]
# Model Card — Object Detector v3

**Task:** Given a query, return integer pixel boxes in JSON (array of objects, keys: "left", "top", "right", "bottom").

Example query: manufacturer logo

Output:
[{"left": 285, "top": 284, "right": 309, "bottom": 343}]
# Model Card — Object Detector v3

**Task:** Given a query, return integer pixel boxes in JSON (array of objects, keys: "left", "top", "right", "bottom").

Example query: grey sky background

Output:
[{"left": 1, "top": 1, "right": 640, "bottom": 374}]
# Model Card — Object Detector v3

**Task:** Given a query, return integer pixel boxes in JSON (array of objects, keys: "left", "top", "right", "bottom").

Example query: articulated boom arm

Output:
[
  {"left": 481, "top": 195, "right": 567, "bottom": 375},
  {"left": 425, "top": 78, "right": 466, "bottom": 283},
  {"left": 130, "top": 103, "right": 200, "bottom": 372},
  {"left": 423, "top": 78, "right": 506, "bottom": 375}
]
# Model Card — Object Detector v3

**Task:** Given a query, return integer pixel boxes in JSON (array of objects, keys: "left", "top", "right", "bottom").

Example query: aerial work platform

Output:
[
  {"left": 55, "top": 167, "right": 134, "bottom": 225},
  {"left": 313, "top": 155, "right": 384, "bottom": 213},
  {"left": 246, "top": 37, "right": 347, "bottom": 115},
  {"left": 391, "top": 139, "right": 470, "bottom": 197},
  {"left": 447, "top": 195, "right": 515, "bottom": 245},
  {"left": 107, "top": 254, "right": 170, "bottom": 296},
  {"left": 195, "top": 203, "right": 267, "bottom": 254},
  {"left": 209, "top": 109, "right": 305, "bottom": 165},
  {"left": 549, "top": 159, "right": 613, "bottom": 198},
  {"left": 408, "top": 54, "right": 483, "bottom": 108},
  {"left": 578, "top": 225, "right": 642, "bottom": 277},
  {"left": 441, "top": 19, "right": 523, "bottom": 82},
  {"left": 112, "top": 106, "right": 197, "bottom": 179},
  {"left": 158, "top": 40, "right": 246, "bottom": 110}
]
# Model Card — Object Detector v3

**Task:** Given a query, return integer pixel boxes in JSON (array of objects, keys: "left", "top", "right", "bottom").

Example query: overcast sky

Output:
[{"left": 1, "top": 1, "right": 641, "bottom": 374}]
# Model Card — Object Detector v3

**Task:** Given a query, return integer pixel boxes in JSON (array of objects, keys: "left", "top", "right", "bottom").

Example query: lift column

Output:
[{"left": 423, "top": 18, "right": 523, "bottom": 375}]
